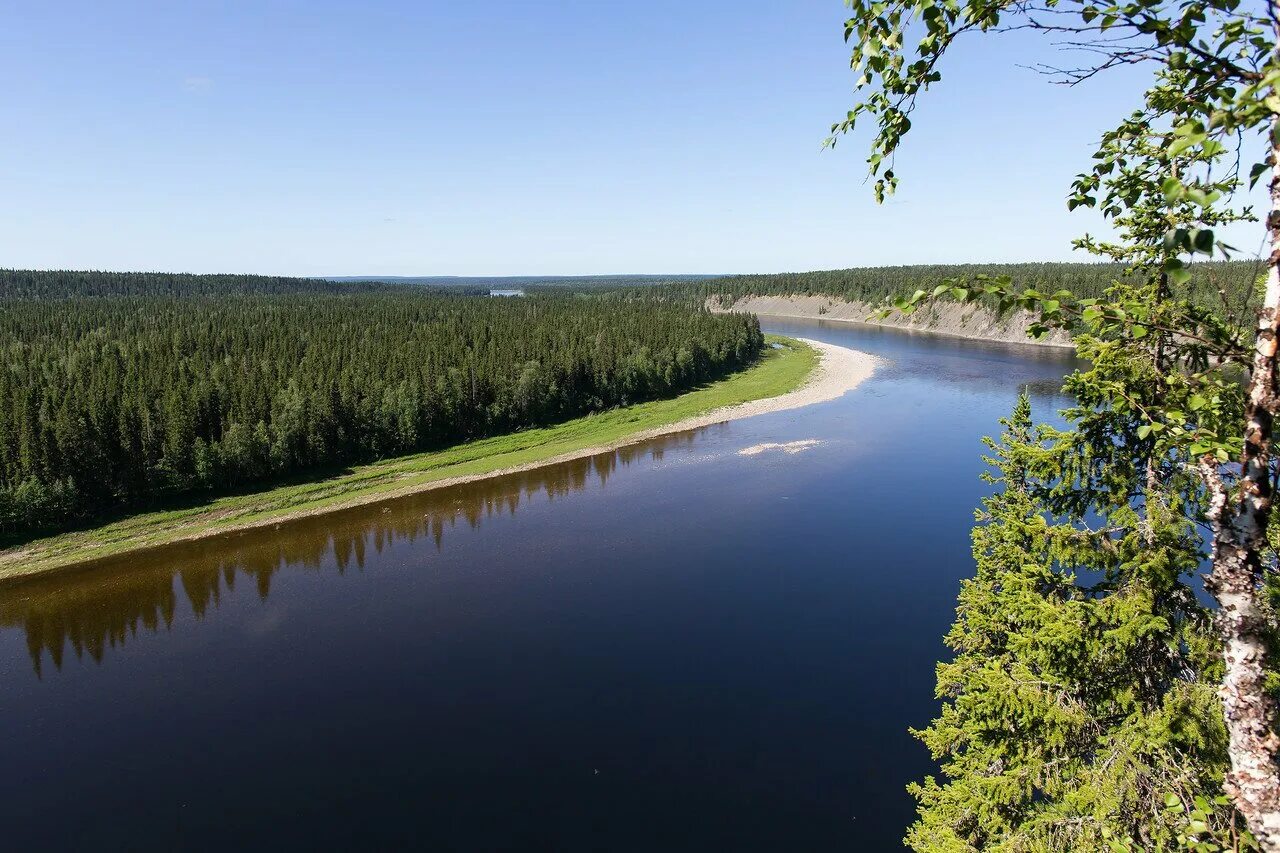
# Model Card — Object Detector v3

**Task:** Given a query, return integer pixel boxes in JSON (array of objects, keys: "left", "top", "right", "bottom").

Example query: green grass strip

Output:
[{"left": 0, "top": 336, "right": 817, "bottom": 582}]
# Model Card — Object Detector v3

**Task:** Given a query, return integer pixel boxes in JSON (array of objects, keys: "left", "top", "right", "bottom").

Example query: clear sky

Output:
[{"left": 0, "top": 1, "right": 1267, "bottom": 276}]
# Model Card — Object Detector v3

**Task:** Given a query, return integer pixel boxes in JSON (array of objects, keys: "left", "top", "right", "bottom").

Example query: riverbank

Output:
[
  {"left": 0, "top": 336, "right": 877, "bottom": 582},
  {"left": 709, "top": 294, "right": 1075, "bottom": 348}
]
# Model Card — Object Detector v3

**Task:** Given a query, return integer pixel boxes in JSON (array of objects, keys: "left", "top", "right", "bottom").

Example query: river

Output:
[{"left": 0, "top": 316, "right": 1077, "bottom": 851}]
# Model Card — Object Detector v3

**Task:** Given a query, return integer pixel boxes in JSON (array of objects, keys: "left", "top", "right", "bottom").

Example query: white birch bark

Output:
[{"left": 1202, "top": 115, "right": 1280, "bottom": 848}]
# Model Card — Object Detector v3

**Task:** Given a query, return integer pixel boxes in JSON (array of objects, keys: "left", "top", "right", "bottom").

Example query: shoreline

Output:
[
  {"left": 757, "top": 309, "right": 1078, "bottom": 350},
  {"left": 607, "top": 338, "right": 877, "bottom": 430},
  {"left": 711, "top": 295, "right": 1077, "bottom": 350},
  {"left": 0, "top": 337, "right": 876, "bottom": 583}
]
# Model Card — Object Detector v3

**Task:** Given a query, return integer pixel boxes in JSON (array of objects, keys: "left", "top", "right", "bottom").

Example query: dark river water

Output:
[{"left": 0, "top": 317, "right": 1076, "bottom": 851}]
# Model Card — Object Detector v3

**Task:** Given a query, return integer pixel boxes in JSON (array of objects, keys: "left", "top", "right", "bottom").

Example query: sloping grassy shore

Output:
[{"left": 0, "top": 335, "right": 825, "bottom": 582}]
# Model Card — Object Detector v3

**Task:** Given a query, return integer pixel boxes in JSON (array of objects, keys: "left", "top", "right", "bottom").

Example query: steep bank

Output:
[
  {"left": 709, "top": 295, "right": 1074, "bottom": 348},
  {"left": 0, "top": 337, "right": 876, "bottom": 582}
]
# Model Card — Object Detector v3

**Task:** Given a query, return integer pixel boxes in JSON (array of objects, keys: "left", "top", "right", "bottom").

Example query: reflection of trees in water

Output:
[
  {"left": 1021, "top": 380, "right": 1074, "bottom": 408},
  {"left": 0, "top": 432, "right": 705, "bottom": 677}
]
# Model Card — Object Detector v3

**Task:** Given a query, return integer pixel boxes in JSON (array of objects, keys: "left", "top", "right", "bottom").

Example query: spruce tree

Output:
[{"left": 908, "top": 391, "right": 1231, "bottom": 849}]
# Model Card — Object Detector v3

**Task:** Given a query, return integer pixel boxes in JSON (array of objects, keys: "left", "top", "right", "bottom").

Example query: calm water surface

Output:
[{"left": 0, "top": 317, "right": 1075, "bottom": 851}]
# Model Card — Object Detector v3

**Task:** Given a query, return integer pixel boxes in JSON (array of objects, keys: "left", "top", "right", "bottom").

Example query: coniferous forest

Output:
[
  {"left": 632, "top": 260, "right": 1262, "bottom": 317},
  {"left": 0, "top": 272, "right": 762, "bottom": 538}
]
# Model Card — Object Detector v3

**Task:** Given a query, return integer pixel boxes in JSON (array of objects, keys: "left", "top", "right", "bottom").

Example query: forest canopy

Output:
[
  {"left": 0, "top": 284, "right": 761, "bottom": 539},
  {"left": 636, "top": 260, "right": 1262, "bottom": 317}
]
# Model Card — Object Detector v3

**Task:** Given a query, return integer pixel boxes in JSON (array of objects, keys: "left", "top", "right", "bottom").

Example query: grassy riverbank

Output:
[{"left": 0, "top": 336, "right": 817, "bottom": 582}]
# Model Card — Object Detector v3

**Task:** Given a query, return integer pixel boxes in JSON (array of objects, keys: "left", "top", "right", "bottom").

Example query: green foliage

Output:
[
  {"left": 826, "top": 0, "right": 1273, "bottom": 212},
  {"left": 620, "top": 261, "right": 1259, "bottom": 319},
  {"left": 1, "top": 337, "right": 815, "bottom": 581},
  {"left": 0, "top": 269, "right": 715, "bottom": 299},
  {"left": 0, "top": 268, "right": 416, "bottom": 298},
  {"left": 826, "top": 0, "right": 1280, "bottom": 846},
  {"left": 1103, "top": 794, "right": 1259, "bottom": 851},
  {"left": 0, "top": 287, "right": 762, "bottom": 539},
  {"left": 906, "top": 391, "right": 1241, "bottom": 849}
]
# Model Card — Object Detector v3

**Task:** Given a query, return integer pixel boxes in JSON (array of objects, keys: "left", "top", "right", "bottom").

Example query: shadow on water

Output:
[{"left": 1, "top": 432, "right": 705, "bottom": 678}]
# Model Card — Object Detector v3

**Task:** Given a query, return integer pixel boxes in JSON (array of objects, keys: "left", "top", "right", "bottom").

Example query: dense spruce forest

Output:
[
  {"left": 0, "top": 273, "right": 761, "bottom": 538},
  {"left": 0, "top": 268, "right": 711, "bottom": 299},
  {"left": 326, "top": 273, "right": 716, "bottom": 289},
  {"left": 0, "top": 268, "right": 424, "bottom": 299}
]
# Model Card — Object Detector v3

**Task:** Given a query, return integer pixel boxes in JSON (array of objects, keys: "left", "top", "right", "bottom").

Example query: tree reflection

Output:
[{"left": 0, "top": 431, "right": 708, "bottom": 677}]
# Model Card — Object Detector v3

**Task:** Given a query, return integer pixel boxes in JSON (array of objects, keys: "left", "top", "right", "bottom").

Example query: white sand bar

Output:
[{"left": 650, "top": 338, "right": 878, "bottom": 434}]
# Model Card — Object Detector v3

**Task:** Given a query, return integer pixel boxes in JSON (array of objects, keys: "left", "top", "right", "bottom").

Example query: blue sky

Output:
[{"left": 0, "top": 1, "right": 1267, "bottom": 276}]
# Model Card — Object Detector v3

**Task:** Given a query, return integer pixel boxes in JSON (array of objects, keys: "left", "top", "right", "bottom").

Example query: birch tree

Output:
[{"left": 827, "top": 0, "right": 1280, "bottom": 845}]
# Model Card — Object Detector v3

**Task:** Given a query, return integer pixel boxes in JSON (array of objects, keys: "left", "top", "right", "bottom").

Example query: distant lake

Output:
[
  {"left": 0, "top": 317, "right": 1076, "bottom": 850},
  {"left": 490, "top": 288, "right": 525, "bottom": 297}
]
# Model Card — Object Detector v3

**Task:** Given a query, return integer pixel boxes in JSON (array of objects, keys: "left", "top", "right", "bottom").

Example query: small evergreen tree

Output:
[{"left": 908, "top": 391, "right": 1233, "bottom": 849}]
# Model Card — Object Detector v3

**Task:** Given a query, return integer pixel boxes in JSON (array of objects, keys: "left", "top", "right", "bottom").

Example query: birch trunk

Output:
[{"left": 1204, "top": 117, "right": 1280, "bottom": 849}]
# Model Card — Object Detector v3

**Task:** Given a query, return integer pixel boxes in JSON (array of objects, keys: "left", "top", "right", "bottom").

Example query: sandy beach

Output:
[{"left": 630, "top": 337, "right": 879, "bottom": 433}]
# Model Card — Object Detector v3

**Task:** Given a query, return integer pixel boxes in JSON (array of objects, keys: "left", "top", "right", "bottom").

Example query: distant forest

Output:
[
  {"left": 639, "top": 260, "right": 1265, "bottom": 318},
  {"left": 325, "top": 273, "right": 718, "bottom": 289},
  {"left": 0, "top": 268, "right": 714, "bottom": 299},
  {"left": 0, "top": 273, "right": 761, "bottom": 537},
  {"left": 6, "top": 261, "right": 1260, "bottom": 305},
  {"left": 0, "top": 268, "right": 422, "bottom": 299},
  {"left": 2, "top": 259, "right": 1261, "bottom": 539}
]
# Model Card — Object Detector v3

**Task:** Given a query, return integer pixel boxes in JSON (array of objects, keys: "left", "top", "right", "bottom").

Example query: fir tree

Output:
[{"left": 908, "top": 391, "right": 1231, "bottom": 849}]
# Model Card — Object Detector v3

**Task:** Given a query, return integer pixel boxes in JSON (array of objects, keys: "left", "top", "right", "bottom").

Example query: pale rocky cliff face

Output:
[{"left": 707, "top": 294, "right": 1075, "bottom": 348}]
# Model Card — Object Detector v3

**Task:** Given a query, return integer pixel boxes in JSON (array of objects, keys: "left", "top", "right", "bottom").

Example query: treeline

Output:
[
  {"left": 629, "top": 260, "right": 1262, "bottom": 316},
  {"left": 0, "top": 291, "right": 761, "bottom": 538},
  {"left": 0, "top": 268, "right": 423, "bottom": 299},
  {"left": 23, "top": 262, "right": 1257, "bottom": 309},
  {"left": 325, "top": 273, "right": 716, "bottom": 290},
  {"left": 0, "top": 268, "right": 718, "bottom": 300}
]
